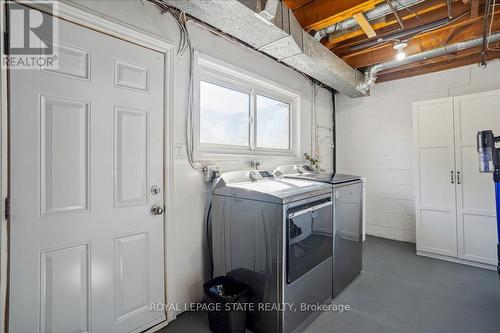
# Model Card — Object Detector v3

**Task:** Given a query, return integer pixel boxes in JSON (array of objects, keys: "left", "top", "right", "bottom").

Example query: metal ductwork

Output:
[
  {"left": 357, "top": 32, "right": 500, "bottom": 92},
  {"left": 159, "top": 0, "right": 366, "bottom": 97},
  {"left": 315, "top": 0, "right": 425, "bottom": 41}
]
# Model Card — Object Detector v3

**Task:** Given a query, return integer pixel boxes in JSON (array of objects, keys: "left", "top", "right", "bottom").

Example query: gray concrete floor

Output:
[{"left": 158, "top": 236, "right": 500, "bottom": 333}]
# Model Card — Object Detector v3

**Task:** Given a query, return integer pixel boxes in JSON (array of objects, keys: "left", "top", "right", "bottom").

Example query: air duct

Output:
[
  {"left": 157, "top": 0, "right": 366, "bottom": 97},
  {"left": 357, "top": 32, "right": 500, "bottom": 92},
  {"left": 315, "top": 0, "right": 425, "bottom": 41}
]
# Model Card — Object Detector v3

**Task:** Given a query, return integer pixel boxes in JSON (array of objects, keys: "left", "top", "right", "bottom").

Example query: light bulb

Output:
[
  {"left": 396, "top": 51, "right": 406, "bottom": 61},
  {"left": 393, "top": 42, "right": 408, "bottom": 61}
]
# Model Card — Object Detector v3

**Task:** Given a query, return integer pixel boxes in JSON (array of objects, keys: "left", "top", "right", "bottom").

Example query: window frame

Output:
[{"left": 193, "top": 52, "right": 300, "bottom": 161}]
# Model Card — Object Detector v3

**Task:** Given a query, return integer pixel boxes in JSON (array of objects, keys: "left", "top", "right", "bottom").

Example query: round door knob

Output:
[{"left": 151, "top": 205, "right": 164, "bottom": 215}]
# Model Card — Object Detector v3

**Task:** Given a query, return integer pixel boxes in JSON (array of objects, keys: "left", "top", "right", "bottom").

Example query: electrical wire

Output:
[
  {"left": 393, "top": 0, "right": 448, "bottom": 52},
  {"left": 206, "top": 201, "right": 213, "bottom": 279},
  {"left": 147, "top": 0, "right": 329, "bottom": 171}
]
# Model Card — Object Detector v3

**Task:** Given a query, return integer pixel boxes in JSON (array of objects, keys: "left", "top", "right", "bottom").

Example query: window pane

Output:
[
  {"left": 256, "top": 95, "right": 290, "bottom": 149},
  {"left": 200, "top": 81, "right": 250, "bottom": 146}
]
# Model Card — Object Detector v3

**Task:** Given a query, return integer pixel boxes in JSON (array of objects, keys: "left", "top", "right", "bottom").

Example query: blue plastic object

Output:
[
  {"left": 496, "top": 181, "right": 500, "bottom": 276},
  {"left": 496, "top": 182, "right": 499, "bottom": 243}
]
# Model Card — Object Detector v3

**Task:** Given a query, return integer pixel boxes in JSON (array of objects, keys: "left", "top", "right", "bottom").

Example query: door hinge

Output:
[{"left": 4, "top": 197, "right": 9, "bottom": 221}]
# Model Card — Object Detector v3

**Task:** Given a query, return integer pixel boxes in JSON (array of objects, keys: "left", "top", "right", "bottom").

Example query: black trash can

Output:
[{"left": 203, "top": 276, "right": 249, "bottom": 333}]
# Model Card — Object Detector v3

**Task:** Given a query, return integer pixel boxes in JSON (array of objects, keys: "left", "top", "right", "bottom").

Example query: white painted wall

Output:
[
  {"left": 336, "top": 61, "right": 500, "bottom": 243},
  {"left": 62, "top": 0, "right": 334, "bottom": 313}
]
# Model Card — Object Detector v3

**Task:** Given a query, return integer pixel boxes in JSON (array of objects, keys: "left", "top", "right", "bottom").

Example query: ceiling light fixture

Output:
[{"left": 393, "top": 42, "right": 408, "bottom": 61}]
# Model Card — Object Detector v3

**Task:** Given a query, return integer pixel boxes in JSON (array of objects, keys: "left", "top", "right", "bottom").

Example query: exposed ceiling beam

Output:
[
  {"left": 471, "top": 0, "right": 480, "bottom": 17},
  {"left": 283, "top": 0, "right": 314, "bottom": 11},
  {"left": 353, "top": 12, "right": 377, "bottom": 37},
  {"left": 324, "top": 0, "right": 454, "bottom": 48},
  {"left": 332, "top": 2, "right": 471, "bottom": 56},
  {"left": 376, "top": 50, "right": 500, "bottom": 82},
  {"left": 338, "top": 5, "right": 500, "bottom": 69},
  {"left": 289, "top": 0, "right": 385, "bottom": 31}
]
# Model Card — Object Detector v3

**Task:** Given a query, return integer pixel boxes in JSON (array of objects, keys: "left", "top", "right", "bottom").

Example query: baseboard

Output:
[
  {"left": 143, "top": 319, "right": 169, "bottom": 333},
  {"left": 417, "top": 251, "right": 496, "bottom": 271}
]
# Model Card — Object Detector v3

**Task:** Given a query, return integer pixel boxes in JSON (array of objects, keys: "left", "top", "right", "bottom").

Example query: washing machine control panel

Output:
[
  {"left": 258, "top": 170, "right": 274, "bottom": 178},
  {"left": 248, "top": 170, "right": 275, "bottom": 181}
]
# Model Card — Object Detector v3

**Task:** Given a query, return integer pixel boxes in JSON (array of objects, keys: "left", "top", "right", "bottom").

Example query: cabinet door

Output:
[
  {"left": 454, "top": 91, "right": 500, "bottom": 265},
  {"left": 413, "top": 98, "right": 457, "bottom": 257}
]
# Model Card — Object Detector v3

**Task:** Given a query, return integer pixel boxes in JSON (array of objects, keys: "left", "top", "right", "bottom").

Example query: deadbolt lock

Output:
[{"left": 151, "top": 185, "right": 161, "bottom": 195}]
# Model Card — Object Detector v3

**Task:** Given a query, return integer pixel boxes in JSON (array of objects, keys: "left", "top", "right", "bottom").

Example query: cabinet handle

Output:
[
  {"left": 457, "top": 171, "right": 461, "bottom": 184},
  {"left": 450, "top": 171, "right": 454, "bottom": 184}
]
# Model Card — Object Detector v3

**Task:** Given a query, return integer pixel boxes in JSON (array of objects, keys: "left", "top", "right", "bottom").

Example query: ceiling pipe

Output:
[
  {"left": 314, "top": 0, "right": 425, "bottom": 41},
  {"left": 350, "top": 17, "right": 450, "bottom": 51},
  {"left": 357, "top": 31, "right": 500, "bottom": 92}
]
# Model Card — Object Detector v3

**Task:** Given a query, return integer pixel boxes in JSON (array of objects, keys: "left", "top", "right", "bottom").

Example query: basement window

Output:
[
  {"left": 256, "top": 94, "right": 290, "bottom": 150},
  {"left": 194, "top": 53, "right": 298, "bottom": 160},
  {"left": 199, "top": 81, "right": 250, "bottom": 147}
]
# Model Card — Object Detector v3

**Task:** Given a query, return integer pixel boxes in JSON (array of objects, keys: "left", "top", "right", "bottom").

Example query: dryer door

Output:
[{"left": 287, "top": 198, "right": 333, "bottom": 283}]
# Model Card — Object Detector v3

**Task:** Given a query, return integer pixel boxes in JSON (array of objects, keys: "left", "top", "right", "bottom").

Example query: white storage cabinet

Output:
[{"left": 413, "top": 90, "right": 500, "bottom": 269}]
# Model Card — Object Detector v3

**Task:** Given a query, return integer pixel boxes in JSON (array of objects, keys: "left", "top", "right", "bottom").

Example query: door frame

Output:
[{"left": 0, "top": 1, "right": 176, "bottom": 332}]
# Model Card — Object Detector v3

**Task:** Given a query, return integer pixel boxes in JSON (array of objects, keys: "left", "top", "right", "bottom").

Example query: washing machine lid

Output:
[
  {"left": 213, "top": 173, "right": 331, "bottom": 204},
  {"left": 284, "top": 172, "right": 361, "bottom": 185}
]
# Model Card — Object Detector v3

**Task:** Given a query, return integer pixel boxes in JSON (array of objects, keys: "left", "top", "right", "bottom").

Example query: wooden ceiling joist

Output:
[
  {"left": 471, "top": 0, "right": 480, "bottom": 18},
  {"left": 353, "top": 12, "right": 377, "bottom": 37},
  {"left": 339, "top": 5, "right": 500, "bottom": 69},
  {"left": 324, "top": 0, "right": 452, "bottom": 48},
  {"left": 283, "top": 0, "right": 499, "bottom": 83},
  {"left": 324, "top": 0, "right": 457, "bottom": 49},
  {"left": 284, "top": 0, "right": 385, "bottom": 31},
  {"left": 330, "top": 1, "right": 471, "bottom": 55},
  {"left": 282, "top": 0, "right": 314, "bottom": 11}
]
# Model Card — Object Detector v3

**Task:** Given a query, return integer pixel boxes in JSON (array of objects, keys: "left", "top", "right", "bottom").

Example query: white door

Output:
[
  {"left": 413, "top": 98, "right": 458, "bottom": 257},
  {"left": 9, "top": 8, "right": 166, "bottom": 333},
  {"left": 454, "top": 91, "right": 500, "bottom": 265}
]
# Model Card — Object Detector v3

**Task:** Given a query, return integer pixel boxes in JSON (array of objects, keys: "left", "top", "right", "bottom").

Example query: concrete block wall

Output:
[{"left": 336, "top": 61, "right": 500, "bottom": 243}]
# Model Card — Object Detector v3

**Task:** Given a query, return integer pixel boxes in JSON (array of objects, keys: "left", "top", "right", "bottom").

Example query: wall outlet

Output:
[{"left": 174, "top": 143, "right": 185, "bottom": 159}]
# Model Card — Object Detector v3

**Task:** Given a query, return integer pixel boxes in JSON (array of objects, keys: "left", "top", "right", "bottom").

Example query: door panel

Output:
[
  {"left": 40, "top": 243, "right": 90, "bottom": 333},
  {"left": 114, "top": 107, "right": 149, "bottom": 207},
  {"left": 462, "top": 215, "right": 497, "bottom": 262},
  {"left": 40, "top": 95, "right": 90, "bottom": 215},
  {"left": 419, "top": 148, "right": 454, "bottom": 211},
  {"left": 9, "top": 8, "right": 165, "bottom": 333},
  {"left": 43, "top": 42, "right": 91, "bottom": 80},
  {"left": 419, "top": 210, "right": 456, "bottom": 255},
  {"left": 114, "top": 232, "right": 149, "bottom": 321},
  {"left": 414, "top": 98, "right": 457, "bottom": 257},
  {"left": 454, "top": 91, "right": 500, "bottom": 265}
]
